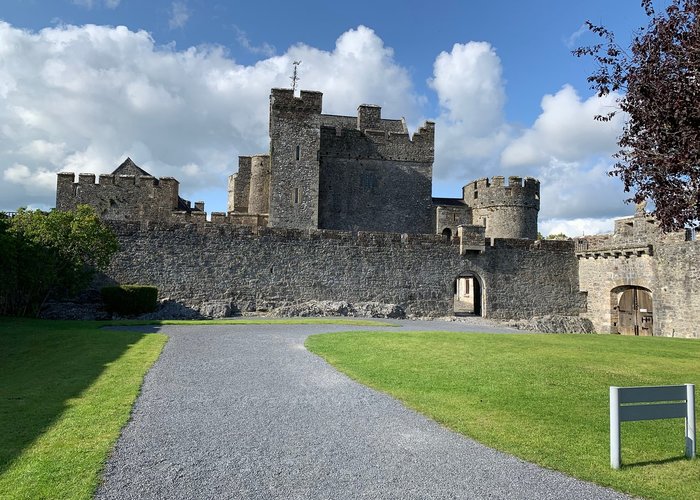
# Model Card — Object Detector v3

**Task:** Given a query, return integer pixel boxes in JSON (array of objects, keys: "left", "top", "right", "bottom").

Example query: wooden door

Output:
[{"left": 617, "top": 287, "right": 653, "bottom": 336}]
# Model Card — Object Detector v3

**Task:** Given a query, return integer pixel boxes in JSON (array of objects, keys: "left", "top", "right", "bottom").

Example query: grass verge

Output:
[
  {"left": 0, "top": 317, "right": 167, "bottom": 499},
  {"left": 305, "top": 331, "right": 699, "bottom": 500}
]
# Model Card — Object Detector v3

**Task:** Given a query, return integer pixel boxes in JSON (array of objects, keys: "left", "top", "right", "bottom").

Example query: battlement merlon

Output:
[
  {"left": 57, "top": 172, "right": 179, "bottom": 188},
  {"left": 270, "top": 88, "right": 323, "bottom": 113},
  {"left": 357, "top": 104, "right": 382, "bottom": 131}
]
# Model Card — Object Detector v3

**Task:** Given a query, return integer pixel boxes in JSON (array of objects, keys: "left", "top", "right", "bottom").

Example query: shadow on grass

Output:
[
  {"left": 623, "top": 455, "right": 692, "bottom": 468},
  {"left": 0, "top": 318, "right": 155, "bottom": 475}
]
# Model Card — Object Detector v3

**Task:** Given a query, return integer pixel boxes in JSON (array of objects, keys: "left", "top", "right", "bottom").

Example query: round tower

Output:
[
  {"left": 463, "top": 176, "right": 540, "bottom": 239},
  {"left": 247, "top": 154, "right": 271, "bottom": 215}
]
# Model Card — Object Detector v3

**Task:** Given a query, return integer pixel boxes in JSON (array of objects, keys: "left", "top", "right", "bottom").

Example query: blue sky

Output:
[{"left": 0, "top": 1, "right": 657, "bottom": 234}]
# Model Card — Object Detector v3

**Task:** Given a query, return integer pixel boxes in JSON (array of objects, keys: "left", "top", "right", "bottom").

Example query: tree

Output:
[
  {"left": 574, "top": 0, "right": 700, "bottom": 231},
  {"left": 0, "top": 206, "right": 119, "bottom": 316}
]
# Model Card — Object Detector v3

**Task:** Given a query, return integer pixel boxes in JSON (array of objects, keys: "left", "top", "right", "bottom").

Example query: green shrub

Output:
[
  {"left": 1, "top": 206, "right": 119, "bottom": 317},
  {"left": 101, "top": 285, "right": 158, "bottom": 316}
]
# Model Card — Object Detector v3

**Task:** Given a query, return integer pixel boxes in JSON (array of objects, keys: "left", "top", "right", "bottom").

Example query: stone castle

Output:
[{"left": 56, "top": 89, "right": 699, "bottom": 338}]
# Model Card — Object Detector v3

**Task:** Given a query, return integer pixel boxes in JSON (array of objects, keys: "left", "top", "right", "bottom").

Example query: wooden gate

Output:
[{"left": 616, "top": 287, "right": 653, "bottom": 336}]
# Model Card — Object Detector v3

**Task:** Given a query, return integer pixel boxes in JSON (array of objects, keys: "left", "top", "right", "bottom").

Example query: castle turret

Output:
[
  {"left": 267, "top": 88, "right": 323, "bottom": 229},
  {"left": 247, "top": 154, "right": 271, "bottom": 215},
  {"left": 463, "top": 176, "right": 540, "bottom": 239},
  {"left": 229, "top": 156, "right": 252, "bottom": 213}
]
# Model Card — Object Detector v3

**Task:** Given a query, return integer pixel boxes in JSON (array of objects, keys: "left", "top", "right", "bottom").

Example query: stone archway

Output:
[
  {"left": 442, "top": 227, "right": 452, "bottom": 240},
  {"left": 611, "top": 285, "right": 653, "bottom": 336},
  {"left": 453, "top": 274, "right": 482, "bottom": 316}
]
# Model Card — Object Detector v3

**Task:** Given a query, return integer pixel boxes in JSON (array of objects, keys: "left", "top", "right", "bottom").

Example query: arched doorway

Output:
[
  {"left": 442, "top": 227, "right": 452, "bottom": 240},
  {"left": 453, "top": 274, "right": 482, "bottom": 316},
  {"left": 611, "top": 286, "right": 653, "bottom": 336}
]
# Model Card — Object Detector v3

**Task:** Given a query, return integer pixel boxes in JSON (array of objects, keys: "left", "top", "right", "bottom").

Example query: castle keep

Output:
[
  {"left": 55, "top": 88, "right": 699, "bottom": 338},
  {"left": 226, "top": 88, "right": 539, "bottom": 239}
]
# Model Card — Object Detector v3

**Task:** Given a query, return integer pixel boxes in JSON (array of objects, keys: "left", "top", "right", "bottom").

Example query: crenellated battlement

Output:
[
  {"left": 60, "top": 171, "right": 181, "bottom": 189},
  {"left": 270, "top": 88, "right": 323, "bottom": 113},
  {"left": 319, "top": 120, "right": 434, "bottom": 163},
  {"left": 56, "top": 159, "right": 189, "bottom": 222},
  {"left": 463, "top": 175, "right": 540, "bottom": 210},
  {"left": 458, "top": 175, "right": 540, "bottom": 240}
]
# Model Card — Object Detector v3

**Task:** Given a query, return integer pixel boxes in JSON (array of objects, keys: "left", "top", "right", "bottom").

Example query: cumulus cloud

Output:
[
  {"left": 0, "top": 22, "right": 420, "bottom": 211},
  {"left": 424, "top": 43, "right": 630, "bottom": 234},
  {"left": 539, "top": 217, "right": 618, "bottom": 238},
  {"left": 497, "top": 85, "right": 629, "bottom": 234},
  {"left": 501, "top": 85, "right": 624, "bottom": 167},
  {"left": 537, "top": 158, "right": 630, "bottom": 221},
  {"left": 428, "top": 42, "right": 511, "bottom": 182},
  {"left": 168, "top": 1, "right": 191, "bottom": 30},
  {"left": 0, "top": 20, "right": 632, "bottom": 234}
]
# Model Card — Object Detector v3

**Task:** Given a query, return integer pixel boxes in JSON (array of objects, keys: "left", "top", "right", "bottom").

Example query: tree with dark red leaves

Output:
[{"left": 574, "top": 0, "right": 700, "bottom": 231}]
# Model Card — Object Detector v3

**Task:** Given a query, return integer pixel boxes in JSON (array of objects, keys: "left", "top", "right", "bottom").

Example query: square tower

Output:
[{"left": 267, "top": 89, "right": 323, "bottom": 229}]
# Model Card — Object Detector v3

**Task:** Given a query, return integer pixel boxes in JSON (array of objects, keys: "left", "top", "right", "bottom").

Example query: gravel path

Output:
[{"left": 96, "top": 320, "right": 632, "bottom": 499}]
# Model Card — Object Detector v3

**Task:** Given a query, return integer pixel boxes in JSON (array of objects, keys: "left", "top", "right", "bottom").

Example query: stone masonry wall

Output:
[
  {"left": 317, "top": 121, "right": 435, "bottom": 234},
  {"left": 318, "top": 158, "right": 433, "bottom": 234},
  {"left": 464, "top": 176, "right": 539, "bottom": 240},
  {"left": 229, "top": 157, "right": 251, "bottom": 213},
  {"left": 247, "top": 154, "right": 271, "bottom": 215},
  {"left": 578, "top": 239, "right": 700, "bottom": 338},
  {"left": 105, "top": 222, "right": 584, "bottom": 319},
  {"left": 57, "top": 172, "right": 180, "bottom": 221},
  {"left": 268, "top": 89, "right": 323, "bottom": 229}
]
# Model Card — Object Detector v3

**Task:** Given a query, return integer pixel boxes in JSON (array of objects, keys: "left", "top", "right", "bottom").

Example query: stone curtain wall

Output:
[
  {"left": 484, "top": 239, "right": 585, "bottom": 318},
  {"left": 56, "top": 172, "right": 180, "bottom": 221},
  {"left": 105, "top": 222, "right": 584, "bottom": 319},
  {"left": 654, "top": 242, "right": 700, "bottom": 338},
  {"left": 579, "top": 241, "right": 700, "bottom": 338}
]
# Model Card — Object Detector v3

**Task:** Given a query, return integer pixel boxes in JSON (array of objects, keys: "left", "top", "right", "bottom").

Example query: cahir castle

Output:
[{"left": 56, "top": 89, "right": 700, "bottom": 338}]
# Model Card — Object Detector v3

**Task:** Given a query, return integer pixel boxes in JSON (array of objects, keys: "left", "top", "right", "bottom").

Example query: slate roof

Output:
[
  {"left": 432, "top": 197, "right": 466, "bottom": 207},
  {"left": 112, "top": 157, "right": 153, "bottom": 177}
]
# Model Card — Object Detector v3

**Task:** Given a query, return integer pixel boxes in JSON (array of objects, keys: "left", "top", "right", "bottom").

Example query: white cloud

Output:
[
  {"left": 430, "top": 42, "right": 505, "bottom": 131},
  {"left": 539, "top": 217, "right": 617, "bottom": 238},
  {"left": 565, "top": 24, "right": 589, "bottom": 49},
  {"left": 4, "top": 163, "right": 57, "bottom": 195},
  {"left": 169, "top": 2, "right": 191, "bottom": 30},
  {"left": 0, "top": 20, "right": 634, "bottom": 234},
  {"left": 423, "top": 43, "right": 631, "bottom": 231},
  {"left": 427, "top": 42, "right": 511, "bottom": 185},
  {"left": 0, "top": 22, "right": 420, "bottom": 211},
  {"left": 501, "top": 85, "right": 624, "bottom": 168},
  {"left": 537, "top": 158, "right": 630, "bottom": 220}
]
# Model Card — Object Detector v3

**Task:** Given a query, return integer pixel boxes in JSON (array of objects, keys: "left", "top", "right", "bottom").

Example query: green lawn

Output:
[
  {"left": 0, "top": 318, "right": 167, "bottom": 499},
  {"left": 306, "top": 331, "right": 700, "bottom": 500},
  {"left": 0, "top": 315, "right": 392, "bottom": 498}
]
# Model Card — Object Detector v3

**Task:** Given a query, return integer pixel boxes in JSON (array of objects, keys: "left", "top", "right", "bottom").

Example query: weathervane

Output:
[{"left": 290, "top": 61, "right": 301, "bottom": 92}]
